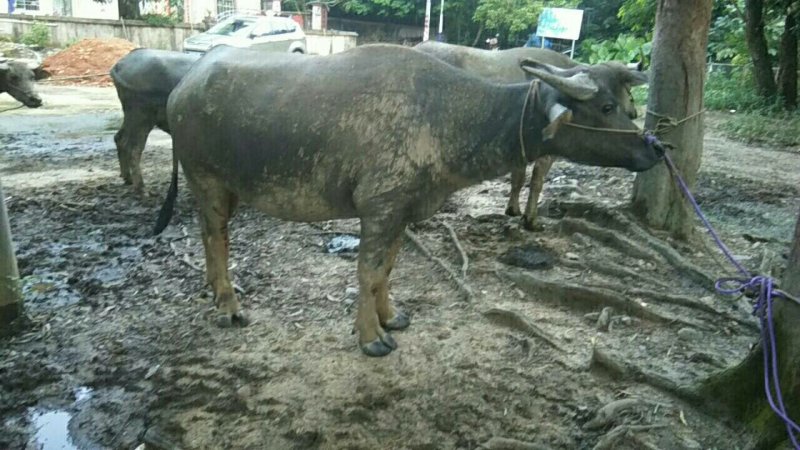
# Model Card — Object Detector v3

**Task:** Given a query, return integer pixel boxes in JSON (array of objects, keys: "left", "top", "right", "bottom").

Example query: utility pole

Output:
[
  {"left": 423, "top": 0, "right": 431, "bottom": 41},
  {"left": 438, "top": 0, "right": 444, "bottom": 39}
]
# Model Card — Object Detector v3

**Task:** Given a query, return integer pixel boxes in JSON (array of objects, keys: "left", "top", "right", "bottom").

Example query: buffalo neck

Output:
[{"left": 440, "top": 81, "right": 547, "bottom": 185}]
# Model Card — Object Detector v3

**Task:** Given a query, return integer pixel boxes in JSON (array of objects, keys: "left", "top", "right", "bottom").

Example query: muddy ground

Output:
[{"left": 0, "top": 85, "right": 798, "bottom": 450}]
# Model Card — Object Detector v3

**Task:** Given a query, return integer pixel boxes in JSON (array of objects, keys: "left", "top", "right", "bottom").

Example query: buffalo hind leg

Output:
[
  {"left": 505, "top": 166, "right": 526, "bottom": 217},
  {"left": 522, "top": 155, "right": 555, "bottom": 231},
  {"left": 375, "top": 236, "right": 410, "bottom": 331},
  {"left": 191, "top": 176, "right": 245, "bottom": 327},
  {"left": 356, "top": 218, "right": 407, "bottom": 357},
  {"left": 115, "top": 107, "right": 155, "bottom": 194}
]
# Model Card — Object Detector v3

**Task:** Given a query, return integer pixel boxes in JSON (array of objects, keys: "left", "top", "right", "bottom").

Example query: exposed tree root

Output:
[
  {"left": 592, "top": 424, "right": 668, "bottom": 450},
  {"left": 405, "top": 229, "right": 473, "bottom": 301},
  {"left": 558, "top": 217, "right": 662, "bottom": 262},
  {"left": 551, "top": 200, "right": 718, "bottom": 288},
  {"left": 560, "top": 257, "right": 671, "bottom": 290},
  {"left": 480, "top": 437, "right": 551, "bottom": 450},
  {"left": 503, "top": 271, "right": 709, "bottom": 330},
  {"left": 441, "top": 221, "right": 469, "bottom": 278},
  {"left": 483, "top": 307, "right": 565, "bottom": 352},
  {"left": 590, "top": 346, "right": 696, "bottom": 400},
  {"left": 623, "top": 286, "right": 758, "bottom": 332},
  {"left": 584, "top": 398, "right": 642, "bottom": 430}
]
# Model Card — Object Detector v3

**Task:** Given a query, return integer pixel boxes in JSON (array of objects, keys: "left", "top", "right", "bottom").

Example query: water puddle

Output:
[{"left": 26, "top": 386, "right": 93, "bottom": 450}]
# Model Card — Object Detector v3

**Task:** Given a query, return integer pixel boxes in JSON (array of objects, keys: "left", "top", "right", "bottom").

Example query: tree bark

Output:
[
  {"left": 630, "top": 0, "right": 713, "bottom": 239},
  {"left": 0, "top": 179, "right": 22, "bottom": 333},
  {"left": 694, "top": 208, "right": 800, "bottom": 449},
  {"left": 745, "top": 0, "right": 778, "bottom": 99},
  {"left": 777, "top": 1, "right": 799, "bottom": 109}
]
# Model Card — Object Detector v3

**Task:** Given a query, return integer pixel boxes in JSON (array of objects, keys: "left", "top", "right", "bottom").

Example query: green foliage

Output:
[
  {"left": 704, "top": 69, "right": 779, "bottom": 112},
  {"left": 20, "top": 22, "right": 50, "bottom": 48},
  {"left": 717, "top": 110, "right": 800, "bottom": 147},
  {"left": 618, "top": 0, "right": 655, "bottom": 33},
  {"left": 579, "top": 33, "right": 651, "bottom": 64},
  {"left": 141, "top": 13, "right": 180, "bottom": 26},
  {"left": 473, "top": 0, "right": 579, "bottom": 43},
  {"left": 338, "top": 0, "right": 420, "bottom": 19}
]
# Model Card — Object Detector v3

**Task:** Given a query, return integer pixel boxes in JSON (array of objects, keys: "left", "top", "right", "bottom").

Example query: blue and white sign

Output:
[{"left": 536, "top": 8, "right": 584, "bottom": 41}]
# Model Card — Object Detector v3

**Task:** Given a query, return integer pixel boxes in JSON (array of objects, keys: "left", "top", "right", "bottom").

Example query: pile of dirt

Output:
[{"left": 42, "top": 38, "right": 137, "bottom": 86}]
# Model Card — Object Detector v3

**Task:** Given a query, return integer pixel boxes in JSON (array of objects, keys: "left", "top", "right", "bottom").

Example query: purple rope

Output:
[{"left": 663, "top": 152, "right": 800, "bottom": 448}]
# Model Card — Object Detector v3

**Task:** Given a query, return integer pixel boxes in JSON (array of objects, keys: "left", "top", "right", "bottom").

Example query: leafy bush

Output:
[
  {"left": 20, "top": 22, "right": 50, "bottom": 48},
  {"left": 141, "top": 14, "right": 180, "bottom": 26},
  {"left": 704, "top": 69, "right": 779, "bottom": 113},
  {"left": 717, "top": 111, "right": 800, "bottom": 147},
  {"left": 579, "top": 34, "right": 651, "bottom": 65}
]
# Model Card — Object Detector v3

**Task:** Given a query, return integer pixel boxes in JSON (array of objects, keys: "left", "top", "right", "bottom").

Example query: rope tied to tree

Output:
[
  {"left": 664, "top": 153, "right": 800, "bottom": 449},
  {"left": 563, "top": 104, "right": 800, "bottom": 446}
]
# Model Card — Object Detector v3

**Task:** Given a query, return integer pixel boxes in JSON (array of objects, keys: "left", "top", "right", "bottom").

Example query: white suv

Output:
[{"left": 183, "top": 15, "right": 306, "bottom": 54}]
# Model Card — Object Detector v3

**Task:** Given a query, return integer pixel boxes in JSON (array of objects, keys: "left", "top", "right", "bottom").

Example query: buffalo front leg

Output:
[
  {"left": 522, "top": 156, "right": 555, "bottom": 231},
  {"left": 356, "top": 218, "right": 407, "bottom": 357},
  {"left": 505, "top": 166, "right": 526, "bottom": 217},
  {"left": 191, "top": 177, "right": 245, "bottom": 327}
]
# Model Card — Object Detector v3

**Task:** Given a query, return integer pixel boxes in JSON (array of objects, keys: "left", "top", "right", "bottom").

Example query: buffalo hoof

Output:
[
  {"left": 215, "top": 311, "right": 249, "bottom": 328},
  {"left": 361, "top": 333, "right": 397, "bottom": 357},
  {"left": 384, "top": 311, "right": 411, "bottom": 331},
  {"left": 521, "top": 216, "right": 544, "bottom": 232},
  {"left": 505, "top": 205, "right": 521, "bottom": 217}
]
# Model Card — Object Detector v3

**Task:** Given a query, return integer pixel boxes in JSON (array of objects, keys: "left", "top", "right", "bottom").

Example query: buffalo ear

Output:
[
  {"left": 543, "top": 103, "right": 572, "bottom": 141},
  {"left": 624, "top": 68, "right": 649, "bottom": 86}
]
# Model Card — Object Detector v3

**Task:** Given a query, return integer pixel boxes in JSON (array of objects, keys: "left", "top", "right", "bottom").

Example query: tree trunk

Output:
[
  {"left": 0, "top": 179, "right": 22, "bottom": 333},
  {"left": 630, "top": 0, "right": 713, "bottom": 239},
  {"left": 694, "top": 208, "right": 800, "bottom": 449},
  {"left": 777, "top": 1, "right": 799, "bottom": 110},
  {"left": 745, "top": 0, "right": 778, "bottom": 99}
]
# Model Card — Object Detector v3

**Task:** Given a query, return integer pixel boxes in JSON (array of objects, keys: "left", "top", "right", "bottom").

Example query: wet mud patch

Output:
[{"left": 1, "top": 90, "right": 798, "bottom": 449}]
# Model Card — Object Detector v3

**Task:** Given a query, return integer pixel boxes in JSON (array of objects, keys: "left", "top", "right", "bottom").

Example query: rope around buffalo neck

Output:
[{"left": 518, "top": 79, "right": 540, "bottom": 168}]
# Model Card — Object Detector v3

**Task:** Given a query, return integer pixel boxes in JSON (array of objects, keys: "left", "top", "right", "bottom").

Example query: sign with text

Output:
[{"left": 536, "top": 8, "right": 584, "bottom": 41}]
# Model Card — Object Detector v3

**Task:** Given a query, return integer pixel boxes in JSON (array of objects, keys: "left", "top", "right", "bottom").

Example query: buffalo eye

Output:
[{"left": 602, "top": 104, "right": 615, "bottom": 114}]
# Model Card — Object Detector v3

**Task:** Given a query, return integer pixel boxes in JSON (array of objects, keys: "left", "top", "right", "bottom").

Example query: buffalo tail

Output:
[{"left": 153, "top": 150, "right": 179, "bottom": 235}]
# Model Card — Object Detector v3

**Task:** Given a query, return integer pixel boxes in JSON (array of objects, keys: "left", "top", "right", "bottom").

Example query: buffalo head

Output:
[
  {"left": 521, "top": 59, "right": 661, "bottom": 172},
  {"left": 0, "top": 58, "right": 47, "bottom": 108}
]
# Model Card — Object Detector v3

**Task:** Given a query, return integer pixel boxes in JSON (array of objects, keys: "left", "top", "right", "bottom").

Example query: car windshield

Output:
[{"left": 206, "top": 17, "right": 257, "bottom": 36}]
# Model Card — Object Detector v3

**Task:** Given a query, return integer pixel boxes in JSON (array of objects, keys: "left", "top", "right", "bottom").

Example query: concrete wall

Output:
[
  {"left": 0, "top": 14, "right": 200, "bottom": 50},
  {"left": 1, "top": 0, "right": 118, "bottom": 19},
  {"left": 305, "top": 30, "right": 357, "bottom": 56},
  {"left": 0, "top": 14, "right": 357, "bottom": 54}
]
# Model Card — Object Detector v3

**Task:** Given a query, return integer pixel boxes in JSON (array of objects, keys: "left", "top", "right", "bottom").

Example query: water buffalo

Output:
[
  {"left": 0, "top": 58, "right": 45, "bottom": 108},
  {"left": 415, "top": 41, "right": 646, "bottom": 230},
  {"left": 110, "top": 48, "right": 200, "bottom": 193},
  {"left": 156, "top": 44, "right": 663, "bottom": 357}
]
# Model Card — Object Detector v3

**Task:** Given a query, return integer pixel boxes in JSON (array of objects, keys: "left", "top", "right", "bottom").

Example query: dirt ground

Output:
[{"left": 0, "top": 85, "right": 798, "bottom": 450}]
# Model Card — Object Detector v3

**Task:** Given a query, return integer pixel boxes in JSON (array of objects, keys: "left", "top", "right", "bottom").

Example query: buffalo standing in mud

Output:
[
  {"left": 110, "top": 49, "right": 200, "bottom": 193},
  {"left": 415, "top": 41, "right": 647, "bottom": 230},
  {"left": 0, "top": 58, "right": 45, "bottom": 108},
  {"left": 156, "top": 44, "right": 663, "bottom": 357}
]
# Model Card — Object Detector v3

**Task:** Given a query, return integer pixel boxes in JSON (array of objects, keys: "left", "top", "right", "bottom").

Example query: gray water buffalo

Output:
[
  {"left": 110, "top": 48, "right": 200, "bottom": 193},
  {"left": 155, "top": 44, "right": 663, "bottom": 357},
  {"left": 415, "top": 41, "right": 646, "bottom": 230},
  {"left": 0, "top": 58, "right": 45, "bottom": 108}
]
